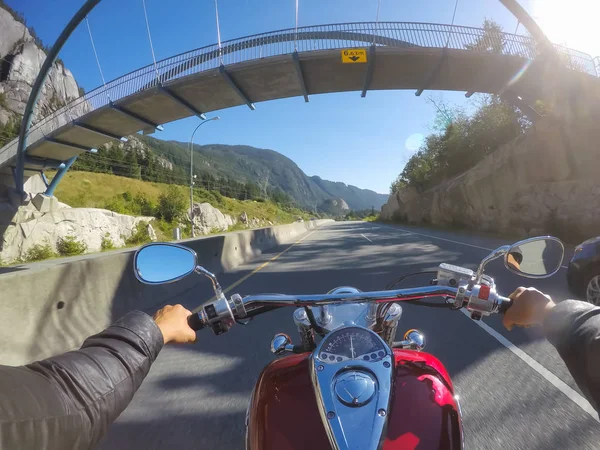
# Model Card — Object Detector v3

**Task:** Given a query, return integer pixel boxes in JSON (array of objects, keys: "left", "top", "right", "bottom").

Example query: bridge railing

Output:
[{"left": 2, "top": 22, "right": 597, "bottom": 161}]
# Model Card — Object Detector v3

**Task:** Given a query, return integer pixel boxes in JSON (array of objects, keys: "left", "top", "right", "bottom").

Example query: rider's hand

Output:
[
  {"left": 153, "top": 304, "right": 197, "bottom": 344},
  {"left": 503, "top": 287, "right": 555, "bottom": 331}
]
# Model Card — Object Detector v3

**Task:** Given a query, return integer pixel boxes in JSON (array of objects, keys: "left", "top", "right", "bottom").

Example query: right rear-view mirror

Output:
[{"left": 504, "top": 237, "right": 564, "bottom": 278}]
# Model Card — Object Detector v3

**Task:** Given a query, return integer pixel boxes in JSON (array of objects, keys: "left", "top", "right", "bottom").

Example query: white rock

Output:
[
  {"left": 147, "top": 223, "right": 157, "bottom": 242},
  {"left": 188, "top": 203, "right": 235, "bottom": 235},
  {"left": 0, "top": 203, "right": 154, "bottom": 264}
]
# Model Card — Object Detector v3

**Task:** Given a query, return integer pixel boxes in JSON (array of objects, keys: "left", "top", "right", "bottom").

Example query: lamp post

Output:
[{"left": 189, "top": 116, "right": 220, "bottom": 237}]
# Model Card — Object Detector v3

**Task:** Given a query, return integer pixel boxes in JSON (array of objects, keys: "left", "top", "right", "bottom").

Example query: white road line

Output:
[
  {"left": 460, "top": 309, "right": 599, "bottom": 422},
  {"left": 375, "top": 223, "right": 569, "bottom": 270},
  {"left": 360, "top": 233, "right": 373, "bottom": 243},
  {"left": 376, "top": 223, "right": 494, "bottom": 250},
  {"left": 368, "top": 222, "right": 591, "bottom": 417}
]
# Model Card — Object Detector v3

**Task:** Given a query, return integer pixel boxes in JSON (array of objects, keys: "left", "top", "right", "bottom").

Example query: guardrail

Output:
[{"left": 1, "top": 22, "right": 597, "bottom": 162}]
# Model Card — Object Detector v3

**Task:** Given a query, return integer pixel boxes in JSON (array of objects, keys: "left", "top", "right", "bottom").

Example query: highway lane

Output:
[{"left": 98, "top": 221, "right": 600, "bottom": 449}]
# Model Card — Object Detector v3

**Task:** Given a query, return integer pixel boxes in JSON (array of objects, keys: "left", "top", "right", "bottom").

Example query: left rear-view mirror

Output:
[
  {"left": 505, "top": 237, "right": 564, "bottom": 278},
  {"left": 134, "top": 243, "right": 197, "bottom": 284}
]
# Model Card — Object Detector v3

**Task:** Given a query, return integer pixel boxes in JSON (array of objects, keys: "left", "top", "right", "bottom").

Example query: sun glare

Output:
[{"left": 533, "top": 0, "right": 599, "bottom": 57}]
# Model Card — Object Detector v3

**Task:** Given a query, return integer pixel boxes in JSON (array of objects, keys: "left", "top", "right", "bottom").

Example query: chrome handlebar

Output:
[{"left": 190, "top": 282, "right": 512, "bottom": 334}]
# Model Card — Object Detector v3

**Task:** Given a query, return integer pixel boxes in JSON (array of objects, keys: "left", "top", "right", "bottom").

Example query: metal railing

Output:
[{"left": 1, "top": 22, "right": 597, "bottom": 162}]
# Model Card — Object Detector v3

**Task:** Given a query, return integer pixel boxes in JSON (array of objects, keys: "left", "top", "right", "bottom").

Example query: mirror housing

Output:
[
  {"left": 134, "top": 243, "right": 197, "bottom": 284},
  {"left": 475, "top": 236, "right": 564, "bottom": 281},
  {"left": 504, "top": 236, "right": 564, "bottom": 278}
]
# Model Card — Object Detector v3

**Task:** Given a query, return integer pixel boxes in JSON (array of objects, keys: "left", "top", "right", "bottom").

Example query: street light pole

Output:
[{"left": 189, "top": 116, "right": 220, "bottom": 238}]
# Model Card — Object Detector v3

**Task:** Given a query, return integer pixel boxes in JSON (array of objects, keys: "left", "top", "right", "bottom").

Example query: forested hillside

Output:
[{"left": 73, "top": 135, "right": 388, "bottom": 211}]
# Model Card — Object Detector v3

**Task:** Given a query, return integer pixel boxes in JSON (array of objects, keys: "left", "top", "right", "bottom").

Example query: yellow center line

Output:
[{"left": 192, "top": 228, "right": 320, "bottom": 313}]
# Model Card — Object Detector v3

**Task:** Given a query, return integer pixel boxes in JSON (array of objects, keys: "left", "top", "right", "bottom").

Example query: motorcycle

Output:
[{"left": 133, "top": 235, "right": 565, "bottom": 450}]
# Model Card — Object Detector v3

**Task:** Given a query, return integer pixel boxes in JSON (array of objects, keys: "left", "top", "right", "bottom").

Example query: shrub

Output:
[
  {"left": 126, "top": 221, "right": 151, "bottom": 245},
  {"left": 133, "top": 192, "right": 156, "bottom": 216},
  {"left": 103, "top": 195, "right": 129, "bottom": 215},
  {"left": 101, "top": 233, "right": 115, "bottom": 251},
  {"left": 57, "top": 235, "right": 88, "bottom": 256},
  {"left": 23, "top": 242, "right": 56, "bottom": 262},
  {"left": 157, "top": 186, "right": 187, "bottom": 222}
]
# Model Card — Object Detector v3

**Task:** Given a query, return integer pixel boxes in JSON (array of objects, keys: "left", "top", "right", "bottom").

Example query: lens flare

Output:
[{"left": 506, "top": 59, "right": 533, "bottom": 88}]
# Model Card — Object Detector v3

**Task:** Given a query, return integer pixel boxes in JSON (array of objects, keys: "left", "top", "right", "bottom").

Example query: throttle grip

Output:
[
  {"left": 187, "top": 312, "right": 205, "bottom": 331},
  {"left": 498, "top": 296, "right": 513, "bottom": 313}
]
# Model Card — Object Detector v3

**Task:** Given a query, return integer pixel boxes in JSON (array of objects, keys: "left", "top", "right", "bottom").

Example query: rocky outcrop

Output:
[
  {"left": 0, "top": 7, "right": 84, "bottom": 129},
  {"left": 381, "top": 114, "right": 600, "bottom": 243},
  {"left": 319, "top": 197, "right": 350, "bottom": 215},
  {"left": 189, "top": 202, "right": 236, "bottom": 235},
  {"left": 104, "top": 135, "right": 173, "bottom": 171},
  {"left": 0, "top": 199, "right": 154, "bottom": 263}
]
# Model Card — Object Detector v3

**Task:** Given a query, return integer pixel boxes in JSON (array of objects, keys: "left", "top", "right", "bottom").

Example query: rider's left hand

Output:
[{"left": 153, "top": 304, "right": 197, "bottom": 344}]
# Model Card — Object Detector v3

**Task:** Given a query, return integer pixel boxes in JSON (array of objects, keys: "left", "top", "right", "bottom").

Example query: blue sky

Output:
[{"left": 8, "top": 0, "right": 598, "bottom": 194}]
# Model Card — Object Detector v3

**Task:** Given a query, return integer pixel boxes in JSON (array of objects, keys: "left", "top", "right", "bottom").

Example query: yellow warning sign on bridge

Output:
[{"left": 341, "top": 48, "right": 367, "bottom": 64}]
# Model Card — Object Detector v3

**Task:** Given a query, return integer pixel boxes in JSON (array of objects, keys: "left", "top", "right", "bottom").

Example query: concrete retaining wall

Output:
[{"left": 0, "top": 220, "right": 333, "bottom": 366}]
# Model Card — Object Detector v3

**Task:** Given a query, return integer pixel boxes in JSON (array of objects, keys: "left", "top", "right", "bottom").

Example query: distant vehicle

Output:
[
  {"left": 567, "top": 237, "right": 600, "bottom": 304},
  {"left": 295, "top": 217, "right": 304, "bottom": 222},
  {"left": 310, "top": 217, "right": 317, "bottom": 221}
]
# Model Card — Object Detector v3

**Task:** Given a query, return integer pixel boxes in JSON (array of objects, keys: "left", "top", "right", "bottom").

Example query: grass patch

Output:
[{"left": 51, "top": 171, "right": 311, "bottom": 229}]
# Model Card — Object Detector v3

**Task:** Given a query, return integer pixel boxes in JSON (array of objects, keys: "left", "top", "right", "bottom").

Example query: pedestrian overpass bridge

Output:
[{"left": 0, "top": 21, "right": 598, "bottom": 192}]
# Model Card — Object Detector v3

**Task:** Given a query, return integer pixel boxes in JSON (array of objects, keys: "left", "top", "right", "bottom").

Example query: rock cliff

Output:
[
  {"left": 0, "top": 6, "right": 82, "bottom": 128},
  {"left": 381, "top": 113, "right": 600, "bottom": 243}
]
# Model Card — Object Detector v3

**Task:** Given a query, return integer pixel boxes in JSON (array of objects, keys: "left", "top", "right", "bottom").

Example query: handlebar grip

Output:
[
  {"left": 187, "top": 312, "right": 205, "bottom": 331},
  {"left": 498, "top": 296, "right": 513, "bottom": 314}
]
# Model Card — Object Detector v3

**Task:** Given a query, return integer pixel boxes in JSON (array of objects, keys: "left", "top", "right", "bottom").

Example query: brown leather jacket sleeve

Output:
[
  {"left": 544, "top": 300, "right": 600, "bottom": 413},
  {"left": 0, "top": 310, "right": 164, "bottom": 450}
]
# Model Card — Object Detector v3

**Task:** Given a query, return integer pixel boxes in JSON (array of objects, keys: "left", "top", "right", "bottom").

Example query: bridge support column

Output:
[
  {"left": 45, "top": 156, "right": 78, "bottom": 196},
  {"left": 361, "top": 45, "right": 376, "bottom": 98},
  {"left": 159, "top": 85, "right": 207, "bottom": 120},
  {"left": 110, "top": 102, "right": 164, "bottom": 134},
  {"left": 73, "top": 122, "right": 128, "bottom": 143},
  {"left": 415, "top": 48, "right": 448, "bottom": 97},
  {"left": 292, "top": 51, "right": 309, "bottom": 102},
  {"left": 219, "top": 65, "right": 256, "bottom": 110},
  {"left": 46, "top": 138, "right": 97, "bottom": 153}
]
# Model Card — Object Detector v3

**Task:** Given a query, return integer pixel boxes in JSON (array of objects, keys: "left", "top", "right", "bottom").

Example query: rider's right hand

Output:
[
  {"left": 153, "top": 304, "right": 197, "bottom": 344},
  {"left": 503, "top": 287, "right": 556, "bottom": 331}
]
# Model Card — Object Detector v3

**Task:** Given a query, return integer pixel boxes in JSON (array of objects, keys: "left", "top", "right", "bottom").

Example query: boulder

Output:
[
  {"left": 189, "top": 203, "right": 236, "bottom": 235},
  {"left": 240, "top": 211, "right": 248, "bottom": 224}
]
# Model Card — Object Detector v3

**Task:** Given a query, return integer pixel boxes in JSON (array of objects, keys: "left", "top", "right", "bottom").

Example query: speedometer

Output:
[{"left": 318, "top": 327, "right": 387, "bottom": 363}]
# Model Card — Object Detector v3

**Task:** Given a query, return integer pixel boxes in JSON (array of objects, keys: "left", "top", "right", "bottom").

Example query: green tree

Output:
[
  {"left": 464, "top": 19, "right": 505, "bottom": 54},
  {"left": 157, "top": 186, "right": 187, "bottom": 222}
]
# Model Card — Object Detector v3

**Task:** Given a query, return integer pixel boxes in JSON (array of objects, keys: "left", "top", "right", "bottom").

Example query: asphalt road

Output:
[{"left": 98, "top": 221, "right": 600, "bottom": 449}]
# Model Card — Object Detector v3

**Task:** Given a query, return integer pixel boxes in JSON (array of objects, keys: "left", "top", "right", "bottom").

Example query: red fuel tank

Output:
[{"left": 246, "top": 349, "right": 462, "bottom": 450}]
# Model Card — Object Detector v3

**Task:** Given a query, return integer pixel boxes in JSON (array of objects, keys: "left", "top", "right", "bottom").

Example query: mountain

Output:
[
  {"left": 310, "top": 176, "right": 388, "bottom": 211},
  {"left": 138, "top": 136, "right": 388, "bottom": 210}
]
